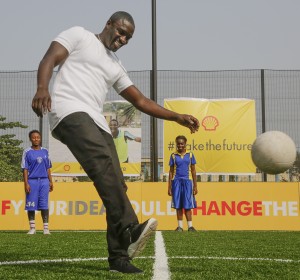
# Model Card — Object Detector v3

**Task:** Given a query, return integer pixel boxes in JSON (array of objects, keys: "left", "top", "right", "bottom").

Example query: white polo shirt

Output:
[{"left": 49, "top": 26, "right": 133, "bottom": 134}]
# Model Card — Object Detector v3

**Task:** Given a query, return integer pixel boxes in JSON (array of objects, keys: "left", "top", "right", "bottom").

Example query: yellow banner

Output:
[
  {"left": 163, "top": 98, "right": 257, "bottom": 174},
  {"left": 52, "top": 162, "right": 85, "bottom": 175},
  {"left": 0, "top": 182, "right": 299, "bottom": 231},
  {"left": 51, "top": 162, "right": 141, "bottom": 177},
  {"left": 0, "top": 182, "right": 142, "bottom": 230}
]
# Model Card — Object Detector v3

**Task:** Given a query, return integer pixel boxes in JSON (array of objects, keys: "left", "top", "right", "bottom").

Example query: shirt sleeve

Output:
[
  {"left": 45, "top": 149, "right": 52, "bottom": 169},
  {"left": 113, "top": 72, "right": 134, "bottom": 94},
  {"left": 112, "top": 58, "right": 134, "bottom": 93},
  {"left": 53, "top": 26, "right": 86, "bottom": 54},
  {"left": 169, "top": 154, "right": 175, "bottom": 166},
  {"left": 191, "top": 153, "right": 196, "bottom": 165},
  {"left": 21, "top": 150, "right": 28, "bottom": 170},
  {"left": 124, "top": 131, "right": 137, "bottom": 140}
]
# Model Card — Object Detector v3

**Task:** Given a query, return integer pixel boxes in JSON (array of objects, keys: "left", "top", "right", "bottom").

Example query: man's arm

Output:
[
  {"left": 32, "top": 41, "right": 69, "bottom": 117},
  {"left": 120, "top": 86, "right": 200, "bottom": 133}
]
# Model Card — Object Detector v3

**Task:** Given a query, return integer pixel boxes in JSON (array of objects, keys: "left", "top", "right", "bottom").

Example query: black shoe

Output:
[
  {"left": 109, "top": 258, "right": 143, "bottom": 274},
  {"left": 122, "top": 218, "right": 158, "bottom": 259},
  {"left": 174, "top": 227, "right": 183, "bottom": 232},
  {"left": 188, "top": 226, "right": 197, "bottom": 232}
]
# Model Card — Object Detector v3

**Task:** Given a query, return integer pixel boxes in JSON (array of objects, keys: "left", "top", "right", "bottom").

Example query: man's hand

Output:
[
  {"left": 32, "top": 88, "right": 52, "bottom": 117},
  {"left": 176, "top": 114, "right": 200, "bottom": 133}
]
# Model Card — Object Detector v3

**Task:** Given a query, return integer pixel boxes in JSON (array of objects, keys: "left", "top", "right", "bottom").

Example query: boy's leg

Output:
[
  {"left": 39, "top": 179, "right": 51, "bottom": 234},
  {"left": 175, "top": 209, "right": 184, "bottom": 231},
  {"left": 185, "top": 209, "right": 192, "bottom": 221},
  {"left": 176, "top": 208, "right": 183, "bottom": 220},
  {"left": 172, "top": 179, "right": 184, "bottom": 231},
  {"left": 41, "top": 209, "right": 50, "bottom": 234},
  {"left": 26, "top": 179, "right": 39, "bottom": 234},
  {"left": 27, "top": 210, "right": 36, "bottom": 234},
  {"left": 183, "top": 180, "right": 197, "bottom": 231},
  {"left": 185, "top": 210, "right": 196, "bottom": 231}
]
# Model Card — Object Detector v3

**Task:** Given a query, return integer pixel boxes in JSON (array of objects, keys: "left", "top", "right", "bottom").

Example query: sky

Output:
[{"left": 1, "top": 0, "right": 300, "bottom": 71}]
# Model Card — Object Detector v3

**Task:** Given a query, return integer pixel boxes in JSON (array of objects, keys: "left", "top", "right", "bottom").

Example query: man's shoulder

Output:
[
  {"left": 62, "top": 26, "right": 86, "bottom": 33},
  {"left": 55, "top": 26, "right": 91, "bottom": 44}
]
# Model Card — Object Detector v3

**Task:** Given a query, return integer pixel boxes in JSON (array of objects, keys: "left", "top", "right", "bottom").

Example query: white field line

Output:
[
  {"left": 1, "top": 255, "right": 299, "bottom": 267},
  {"left": 2, "top": 229, "right": 299, "bottom": 277},
  {"left": 169, "top": 256, "right": 300, "bottom": 263},
  {"left": 152, "top": 231, "right": 171, "bottom": 280},
  {"left": 0, "top": 257, "right": 107, "bottom": 266}
]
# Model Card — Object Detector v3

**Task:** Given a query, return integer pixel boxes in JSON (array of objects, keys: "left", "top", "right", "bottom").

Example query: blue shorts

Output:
[
  {"left": 171, "top": 178, "right": 197, "bottom": 209},
  {"left": 25, "top": 178, "right": 50, "bottom": 211}
]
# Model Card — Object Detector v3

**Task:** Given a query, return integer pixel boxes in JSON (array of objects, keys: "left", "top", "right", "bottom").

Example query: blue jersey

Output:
[
  {"left": 169, "top": 152, "right": 196, "bottom": 180},
  {"left": 21, "top": 147, "right": 52, "bottom": 179}
]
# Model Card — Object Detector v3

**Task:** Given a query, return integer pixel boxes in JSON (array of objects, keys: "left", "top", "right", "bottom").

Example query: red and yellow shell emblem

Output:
[{"left": 201, "top": 116, "right": 219, "bottom": 131}]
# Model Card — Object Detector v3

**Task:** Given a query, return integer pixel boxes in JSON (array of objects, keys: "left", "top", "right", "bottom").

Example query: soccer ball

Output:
[{"left": 251, "top": 131, "right": 297, "bottom": 174}]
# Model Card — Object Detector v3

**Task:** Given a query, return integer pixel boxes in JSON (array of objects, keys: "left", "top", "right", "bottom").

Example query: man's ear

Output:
[{"left": 106, "top": 19, "right": 112, "bottom": 27}]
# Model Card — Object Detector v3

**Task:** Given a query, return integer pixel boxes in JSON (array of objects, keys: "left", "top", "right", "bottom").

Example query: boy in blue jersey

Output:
[
  {"left": 168, "top": 135, "right": 198, "bottom": 232},
  {"left": 21, "top": 130, "right": 53, "bottom": 234}
]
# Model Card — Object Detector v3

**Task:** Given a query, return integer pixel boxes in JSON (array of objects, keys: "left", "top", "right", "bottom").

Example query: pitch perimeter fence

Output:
[{"left": 1, "top": 69, "right": 299, "bottom": 181}]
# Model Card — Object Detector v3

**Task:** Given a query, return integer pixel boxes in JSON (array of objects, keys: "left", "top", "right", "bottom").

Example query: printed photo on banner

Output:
[
  {"left": 163, "top": 98, "right": 257, "bottom": 175},
  {"left": 49, "top": 132, "right": 86, "bottom": 176},
  {"left": 104, "top": 100, "right": 142, "bottom": 176}
]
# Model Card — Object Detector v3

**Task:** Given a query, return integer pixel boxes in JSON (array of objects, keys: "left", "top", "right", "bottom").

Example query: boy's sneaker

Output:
[
  {"left": 175, "top": 227, "right": 183, "bottom": 232},
  {"left": 27, "top": 229, "right": 36, "bottom": 235},
  {"left": 109, "top": 258, "right": 143, "bottom": 274},
  {"left": 188, "top": 226, "right": 197, "bottom": 232},
  {"left": 122, "top": 218, "right": 158, "bottom": 259},
  {"left": 43, "top": 229, "right": 51, "bottom": 235}
]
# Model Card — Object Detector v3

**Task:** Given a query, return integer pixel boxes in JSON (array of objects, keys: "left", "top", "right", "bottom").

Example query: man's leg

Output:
[{"left": 53, "top": 113, "right": 139, "bottom": 259}]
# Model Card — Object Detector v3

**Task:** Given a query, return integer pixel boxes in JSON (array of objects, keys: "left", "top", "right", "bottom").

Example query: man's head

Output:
[
  {"left": 109, "top": 119, "right": 119, "bottom": 135},
  {"left": 100, "top": 11, "right": 135, "bottom": 52}
]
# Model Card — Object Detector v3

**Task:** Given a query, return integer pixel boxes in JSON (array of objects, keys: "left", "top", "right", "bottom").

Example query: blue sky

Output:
[{"left": 1, "top": 0, "right": 300, "bottom": 71}]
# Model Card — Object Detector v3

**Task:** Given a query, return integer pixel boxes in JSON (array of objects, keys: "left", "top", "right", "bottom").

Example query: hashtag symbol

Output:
[{"left": 168, "top": 141, "right": 174, "bottom": 150}]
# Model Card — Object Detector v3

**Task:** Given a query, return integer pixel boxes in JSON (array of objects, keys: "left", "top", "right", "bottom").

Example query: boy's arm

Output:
[
  {"left": 191, "top": 164, "right": 198, "bottom": 195},
  {"left": 23, "top": 169, "right": 30, "bottom": 193},
  {"left": 168, "top": 166, "right": 174, "bottom": 196},
  {"left": 48, "top": 169, "right": 54, "bottom": 192}
]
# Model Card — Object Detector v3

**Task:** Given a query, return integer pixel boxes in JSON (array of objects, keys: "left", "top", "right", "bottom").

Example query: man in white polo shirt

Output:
[{"left": 32, "top": 11, "right": 199, "bottom": 274}]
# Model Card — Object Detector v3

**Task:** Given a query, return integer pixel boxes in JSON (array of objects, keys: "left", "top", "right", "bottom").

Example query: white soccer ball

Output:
[{"left": 251, "top": 131, "right": 297, "bottom": 174}]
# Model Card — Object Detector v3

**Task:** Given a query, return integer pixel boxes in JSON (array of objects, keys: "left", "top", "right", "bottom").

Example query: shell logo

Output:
[
  {"left": 201, "top": 116, "right": 219, "bottom": 131},
  {"left": 64, "top": 165, "right": 71, "bottom": 171}
]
